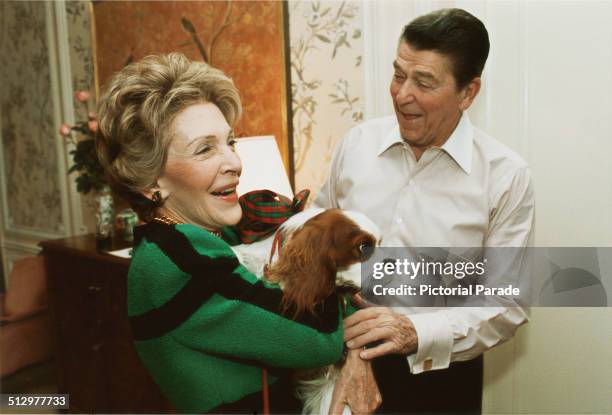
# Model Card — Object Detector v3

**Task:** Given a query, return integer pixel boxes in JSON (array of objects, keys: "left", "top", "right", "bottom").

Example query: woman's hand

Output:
[{"left": 328, "top": 348, "right": 382, "bottom": 415}]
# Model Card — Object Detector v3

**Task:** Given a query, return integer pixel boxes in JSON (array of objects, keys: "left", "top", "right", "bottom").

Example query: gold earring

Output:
[{"left": 152, "top": 191, "right": 162, "bottom": 204}]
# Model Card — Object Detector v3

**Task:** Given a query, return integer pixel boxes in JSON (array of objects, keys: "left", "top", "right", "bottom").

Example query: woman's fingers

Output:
[
  {"left": 336, "top": 349, "right": 382, "bottom": 415},
  {"left": 328, "top": 393, "right": 348, "bottom": 415},
  {"left": 351, "top": 293, "right": 364, "bottom": 308}
]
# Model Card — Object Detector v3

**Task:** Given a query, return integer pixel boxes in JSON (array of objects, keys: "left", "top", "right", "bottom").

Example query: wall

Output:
[
  {"left": 361, "top": 0, "right": 612, "bottom": 413},
  {"left": 0, "top": 1, "right": 115, "bottom": 284},
  {"left": 0, "top": 1, "right": 73, "bottom": 283},
  {"left": 288, "top": 0, "right": 365, "bottom": 198},
  {"left": 65, "top": 0, "right": 97, "bottom": 233},
  {"left": 0, "top": 2, "right": 63, "bottom": 234}
]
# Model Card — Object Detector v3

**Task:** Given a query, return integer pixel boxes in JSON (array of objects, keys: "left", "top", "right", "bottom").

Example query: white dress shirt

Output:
[{"left": 314, "top": 112, "right": 534, "bottom": 374}]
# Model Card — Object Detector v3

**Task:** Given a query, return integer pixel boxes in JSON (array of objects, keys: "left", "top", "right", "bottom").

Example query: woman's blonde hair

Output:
[{"left": 96, "top": 52, "right": 241, "bottom": 217}]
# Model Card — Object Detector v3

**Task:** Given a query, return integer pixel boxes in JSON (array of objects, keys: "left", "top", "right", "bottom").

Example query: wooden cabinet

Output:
[{"left": 40, "top": 235, "right": 171, "bottom": 413}]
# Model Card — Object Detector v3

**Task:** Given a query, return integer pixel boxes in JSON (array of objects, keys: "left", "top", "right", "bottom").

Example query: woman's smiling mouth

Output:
[{"left": 210, "top": 183, "right": 239, "bottom": 202}]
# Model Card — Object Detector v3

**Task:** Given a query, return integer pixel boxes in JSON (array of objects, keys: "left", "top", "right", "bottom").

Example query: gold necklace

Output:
[
  {"left": 149, "top": 214, "right": 222, "bottom": 238},
  {"left": 150, "top": 214, "right": 181, "bottom": 226}
]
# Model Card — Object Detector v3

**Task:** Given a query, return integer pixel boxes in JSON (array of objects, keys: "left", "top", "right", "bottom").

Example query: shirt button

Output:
[
  {"left": 408, "top": 179, "right": 415, "bottom": 186},
  {"left": 396, "top": 217, "right": 403, "bottom": 224}
]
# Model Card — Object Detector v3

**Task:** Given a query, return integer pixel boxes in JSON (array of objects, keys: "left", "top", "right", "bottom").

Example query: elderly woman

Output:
[{"left": 95, "top": 53, "right": 355, "bottom": 413}]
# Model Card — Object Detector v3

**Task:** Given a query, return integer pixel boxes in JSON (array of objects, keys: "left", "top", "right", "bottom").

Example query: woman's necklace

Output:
[
  {"left": 149, "top": 213, "right": 222, "bottom": 238},
  {"left": 150, "top": 213, "right": 181, "bottom": 226}
]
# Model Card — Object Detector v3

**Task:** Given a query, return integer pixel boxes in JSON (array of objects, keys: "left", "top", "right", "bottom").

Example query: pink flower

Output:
[
  {"left": 75, "top": 90, "right": 91, "bottom": 102},
  {"left": 59, "top": 123, "right": 72, "bottom": 136},
  {"left": 88, "top": 120, "right": 98, "bottom": 133},
  {"left": 88, "top": 111, "right": 97, "bottom": 120}
]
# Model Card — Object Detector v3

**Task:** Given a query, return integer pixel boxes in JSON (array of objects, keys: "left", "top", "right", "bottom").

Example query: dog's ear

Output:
[{"left": 266, "top": 220, "right": 336, "bottom": 318}]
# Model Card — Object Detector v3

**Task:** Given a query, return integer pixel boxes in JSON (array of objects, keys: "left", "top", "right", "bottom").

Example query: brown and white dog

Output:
[{"left": 231, "top": 208, "right": 381, "bottom": 414}]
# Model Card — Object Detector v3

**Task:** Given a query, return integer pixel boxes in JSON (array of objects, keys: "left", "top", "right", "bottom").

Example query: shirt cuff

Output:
[{"left": 406, "top": 311, "right": 454, "bottom": 374}]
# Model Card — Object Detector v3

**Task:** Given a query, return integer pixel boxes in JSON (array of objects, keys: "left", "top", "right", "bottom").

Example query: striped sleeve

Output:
[{"left": 128, "top": 223, "right": 345, "bottom": 369}]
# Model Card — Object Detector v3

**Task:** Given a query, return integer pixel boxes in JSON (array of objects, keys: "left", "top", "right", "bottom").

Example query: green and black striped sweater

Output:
[{"left": 127, "top": 222, "right": 345, "bottom": 413}]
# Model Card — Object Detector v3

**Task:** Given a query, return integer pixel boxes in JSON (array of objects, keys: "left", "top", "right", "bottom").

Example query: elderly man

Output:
[{"left": 318, "top": 8, "right": 534, "bottom": 414}]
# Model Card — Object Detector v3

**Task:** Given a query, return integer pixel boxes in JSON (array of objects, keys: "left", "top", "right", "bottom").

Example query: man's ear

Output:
[{"left": 459, "top": 77, "right": 481, "bottom": 111}]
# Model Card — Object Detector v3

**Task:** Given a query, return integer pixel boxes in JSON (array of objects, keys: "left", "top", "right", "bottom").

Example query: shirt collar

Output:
[
  {"left": 377, "top": 123, "right": 404, "bottom": 156},
  {"left": 377, "top": 112, "right": 473, "bottom": 174},
  {"left": 440, "top": 112, "right": 473, "bottom": 174}
]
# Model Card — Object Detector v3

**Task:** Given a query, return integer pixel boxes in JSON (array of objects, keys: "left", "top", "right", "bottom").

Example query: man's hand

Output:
[
  {"left": 344, "top": 307, "right": 418, "bottom": 360},
  {"left": 328, "top": 348, "right": 381, "bottom": 415}
]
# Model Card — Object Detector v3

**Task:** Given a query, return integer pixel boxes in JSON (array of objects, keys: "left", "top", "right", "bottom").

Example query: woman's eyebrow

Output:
[
  {"left": 188, "top": 129, "right": 235, "bottom": 148},
  {"left": 194, "top": 134, "right": 216, "bottom": 141},
  {"left": 186, "top": 135, "right": 216, "bottom": 150}
]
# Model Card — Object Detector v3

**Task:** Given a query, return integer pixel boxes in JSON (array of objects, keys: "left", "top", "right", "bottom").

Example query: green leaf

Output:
[{"left": 316, "top": 34, "right": 331, "bottom": 43}]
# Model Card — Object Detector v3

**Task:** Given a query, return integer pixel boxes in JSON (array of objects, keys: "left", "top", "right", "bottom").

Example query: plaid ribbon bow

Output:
[{"left": 234, "top": 189, "right": 310, "bottom": 244}]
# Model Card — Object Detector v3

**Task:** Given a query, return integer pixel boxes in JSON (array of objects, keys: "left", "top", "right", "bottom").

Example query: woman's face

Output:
[{"left": 157, "top": 102, "right": 242, "bottom": 231}]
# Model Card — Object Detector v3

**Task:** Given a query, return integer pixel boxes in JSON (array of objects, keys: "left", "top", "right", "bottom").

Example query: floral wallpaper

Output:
[
  {"left": 65, "top": 0, "right": 97, "bottom": 232},
  {"left": 289, "top": 0, "right": 365, "bottom": 198},
  {"left": 0, "top": 1, "right": 63, "bottom": 233},
  {"left": 65, "top": 1, "right": 95, "bottom": 116}
]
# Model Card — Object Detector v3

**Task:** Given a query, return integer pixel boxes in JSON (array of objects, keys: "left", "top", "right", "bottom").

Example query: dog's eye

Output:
[
  {"left": 359, "top": 241, "right": 372, "bottom": 252},
  {"left": 359, "top": 241, "right": 374, "bottom": 261}
]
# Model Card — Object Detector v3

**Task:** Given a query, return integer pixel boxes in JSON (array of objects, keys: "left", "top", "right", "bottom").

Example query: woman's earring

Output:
[{"left": 152, "top": 191, "right": 163, "bottom": 205}]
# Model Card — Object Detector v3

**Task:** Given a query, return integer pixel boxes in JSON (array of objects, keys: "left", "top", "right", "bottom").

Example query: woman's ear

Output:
[{"left": 141, "top": 182, "right": 167, "bottom": 204}]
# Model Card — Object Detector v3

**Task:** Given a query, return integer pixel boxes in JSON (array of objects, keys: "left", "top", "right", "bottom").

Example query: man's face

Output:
[{"left": 390, "top": 41, "right": 476, "bottom": 152}]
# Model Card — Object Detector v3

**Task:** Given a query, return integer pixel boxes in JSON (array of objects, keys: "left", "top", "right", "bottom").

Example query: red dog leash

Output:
[
  {"left": 262, "top": 369, "right": 270, "bottom": 415},
  {"left": 263, "top": 231, "right": 283, "bottom": 279}
]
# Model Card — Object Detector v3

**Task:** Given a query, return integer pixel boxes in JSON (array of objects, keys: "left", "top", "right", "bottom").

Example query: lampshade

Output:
[{"left": 234, "top": 136, "right": 293, "bottom": 198}]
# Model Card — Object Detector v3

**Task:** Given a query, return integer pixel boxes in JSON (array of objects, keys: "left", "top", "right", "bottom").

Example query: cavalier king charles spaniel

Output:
[{"left": 231, "top": 208, "right": 381, "bottom": 414}]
